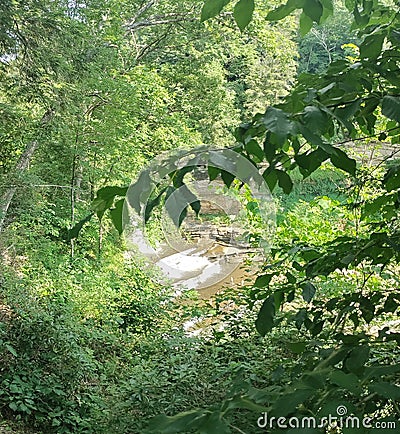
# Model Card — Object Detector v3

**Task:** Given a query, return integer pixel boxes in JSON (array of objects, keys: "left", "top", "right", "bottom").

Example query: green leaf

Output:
[
  {"left": 221, "top": 170, "right": 235, "bottom": 188},
  {"left": 272, "top": 389, "right": 314, "bottom": 416},
  {"left": 109, "top": 199, "right": 125, "bottom": 235},
  {"left": 164, "top": 185, "right": 198, "bottom": 227},
  {"left": 360, "top": 33, "right": 385, "bottom": 59},
  {"left": 287, "top": 341, "right": 307, "bottom": 354},
  {"left": 287, "top": 290, "right": 295, "bottom": 302},
  {"left": 263, "top": 107, "right": 293, "bottom": 142},
  {"left": 127, "top": 170, "right": 153, "bottom": 214},
  {"left": 301, "top": 281, "right": 316, "bottom": 302},
  {"left": 209, "top": 150, "right": 236, "bottom": 174},
  {"left": 208, "top": 165, "right": 220, "bottom": 181},
  {"left": 274, "top": 290, "right": 284, "bottom": 310},
  {"left": 263, "top": 136, "right": 276, "bottom": 163},
  {"left": 245, "top": 139, "right": 264, "bottom": 161},
  {"left": 382, "top": 294, "right": 400, "bottom": 314},
  {"left": 382, "top": 95, "right": 400, "bottom": 123},
  {"left": 65, "top": 213, "right": 94, "bottom": 242},
  {"left": 148, "top": 410, "right": 206, "bottom": 433},
  {"left": 144, "top": 188, "right": 167, "bottom": 223},
  {"left": 254, "top": 273, "right": 273, "bottom": 288},
  {"left": 9, "top": 402, "right": 18, "bottom": 411},
  {"left": 190, "top": 200, "right": 201, "bottom": 217},
  {"left": 364, "top": 364, "right": 400, "bottom": 378},
  {"left": 297, "top": 123, "right": 324, "bottom": 148},
  {"left": 255, "top": 295, "right": 275, "bottom": 336},
  {"left": 303, "top": 0, "right": 323, "bottom": 23},
  {"left": 329, "top": 370, "right": 361, "bottom": 395},
  {"left": 225, "top": 396, "right": 267, "bottom": 412},
  {"left": 301, "top": 369, "right": 328, "bottom": 389},
  {"left": 318, "top": 399, "right": 355, "bottom": 418},
  {"left": 303, "top": 106, "right": 327, "bottom": 133},
  {"left": 295, "top": 148, "right": 329, "bottom": 176},
  {"left": 359, "top": 296, "right": 375, "bottom": 323},
  {"left": 5, "top": 343, "right": 17, "bottom": 357},
  {"left": 198, "top": 412, "right": 230, "bottom": 434},
  {"left": 201, "top": 0, "right": 230, "bottom": 22},
  {"left": 345, "top": 345, "right": 369, "bottom": 374},
  {"left": 299, "top": 12, "right": 313, "bottom": 36},
  {"left": 233, "top": 0, "right": 254, "bottom": 31},
  {"left": 335, "top": 98, "right": 362, "bottom": 123},
  {"left": 276, "top": 169, "right": 293, "bottom": 194},
  {"left": 172, "top": 166, "right": 195, "bottom": 188},
  {"left": 263, "top": 168, "right": 278, "bottom": 191},
  {"left": 198, "top": 411, "right": 232, "bottom": 434},
  {"left": 369, "top": 382, "right": 400, "bottom": 400},
  {"left": 320, "top": 0, "right": 333, "bottom": 22},
  {"left": 267, "top": 0, "right": 305, "bottom": 21},
  {"left": 330, "top": 147, "right": 356, "bottom": 175},
  {"left": 353, "top": 5, "right": 369, "bottom": 26},
  {"left": 383, "top": 165, "right": 400, "bottom": 191},
  {"left": 341, "top": 253, "right": 355, "bottom": 265},
  {"left": 92, "top": 185, "right": 128, "bottom": 219},
  {"left": 96, "top": 185, "right": 128, "bottom": 200},
  {"left": 294, "top": 308, "right": 307, "bottom": 329},
  {"left": 286, "top": 272, "right": 296, "bottom": 284},
  {"left": 246, "top": 201, "right": 259, "bottom": 214},
  {"left": 310, "top": 320, "right": 324, "bottom": 336}
]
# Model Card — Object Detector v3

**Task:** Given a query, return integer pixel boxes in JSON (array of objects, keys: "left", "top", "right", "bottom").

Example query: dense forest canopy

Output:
[
  {"left": 0, "top": 0, "right": 300, "bottom": 236},
  {"left": 0, "top": 0, "right": 399, "bottom": 433}
]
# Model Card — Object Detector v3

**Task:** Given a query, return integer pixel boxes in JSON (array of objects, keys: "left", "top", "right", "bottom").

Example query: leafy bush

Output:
[
  {"left": 0, "top": 284, "right": 100, "bottom": 432},
  {"left": 0, "top": 244, "right": 174, "bottom": 433}
]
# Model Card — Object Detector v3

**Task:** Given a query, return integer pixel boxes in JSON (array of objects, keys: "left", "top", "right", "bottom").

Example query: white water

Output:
[{"left": 127, "top": 228, "right": 244, "bottom": 290}]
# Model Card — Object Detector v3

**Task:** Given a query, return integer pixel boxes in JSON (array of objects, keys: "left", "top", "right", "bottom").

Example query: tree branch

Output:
[
  {"left": 125, "top": 14, "right": 196, "bottom": 32},
  {"left": 0, "top": 108, "right": 54, "bottom": 232},
  {"left": 131, "top": 0, "right": 158, "bottom": 23}
]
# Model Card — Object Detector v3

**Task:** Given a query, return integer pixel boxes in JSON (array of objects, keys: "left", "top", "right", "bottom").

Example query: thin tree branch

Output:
[
  {"left": 125, "top": 14, "right": 196, "bottom": 32},
  {"left": 135, "top": 25, "right": 172, "bottom": 61},
  {"left": 0, "top": 108, "right": 54, "bottom": 232},
  {"left": 0, "top": 184, "right": 75, "bottom": 189},
  {"left": 131, "top": 0, "right": 158, "bottom": 24}
]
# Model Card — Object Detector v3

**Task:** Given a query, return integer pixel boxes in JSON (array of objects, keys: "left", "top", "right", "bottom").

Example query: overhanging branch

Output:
[{"left": 125, "top": 14, "right": 196, "bottom": 32}]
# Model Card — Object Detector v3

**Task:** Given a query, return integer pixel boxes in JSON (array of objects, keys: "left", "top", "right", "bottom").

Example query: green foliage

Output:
[
  {"left": 233, "top": 0, "right": 255, "bottom": 31},
  {"left": 201, "top": 0, "right": 231, "bottom": 23},
  {"left": 0, "top": 285, "right": 99, "bottom": 431},
  {"left": 1, "top": 0, "right": 298, "bottom": 243},
  {"left": 201, "top": 0, "right": 255, "bottom": 31},
  {"left": 143, "top": 0, "right": 400, "bottom": 431},
  {"left": 267, "top": 0, "right": 333, "bottom": 25},
  {"left": 0, "top": 240, "right": 175, "bottom": 432},
  {"left": 2, "top": 0, "right": 400, "bottom": 433}
]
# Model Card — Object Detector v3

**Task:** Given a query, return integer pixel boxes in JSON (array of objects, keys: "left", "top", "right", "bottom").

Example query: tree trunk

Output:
[{"left": 0, "top": 109, "right": 54, "bottom": 232}]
